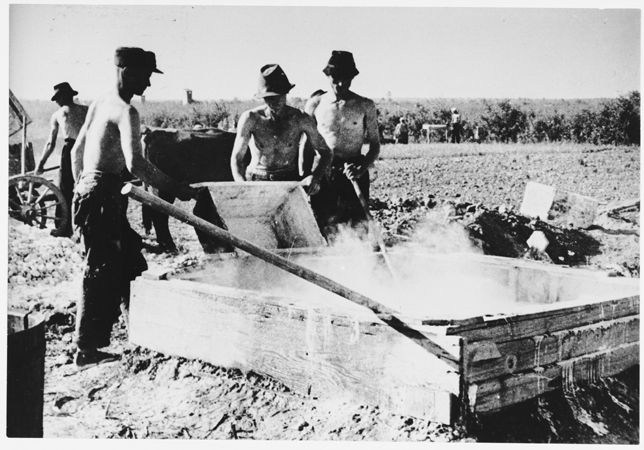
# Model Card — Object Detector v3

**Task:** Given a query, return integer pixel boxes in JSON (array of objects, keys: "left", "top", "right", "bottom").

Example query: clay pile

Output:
[{"left": 8, "top": 219, "right": 83, "bottom": 287}]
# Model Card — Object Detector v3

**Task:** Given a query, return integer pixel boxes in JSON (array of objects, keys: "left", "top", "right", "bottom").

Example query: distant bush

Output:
[
  {"left": 374, "top": 92, "right": 640, "bottom": 145},
  {"left": 138, "top": 101, "right": 230, "bottom": 129},
  {"left": 480, "top": 100, "right": 529, "bottom": 143}
]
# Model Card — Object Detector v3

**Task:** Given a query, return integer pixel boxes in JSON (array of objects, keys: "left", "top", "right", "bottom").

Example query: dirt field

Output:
[{"left": 7, "top": 142, "right": 640, "bottom": 442}]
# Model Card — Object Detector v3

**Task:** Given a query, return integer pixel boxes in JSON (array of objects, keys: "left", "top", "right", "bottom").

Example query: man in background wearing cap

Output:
[
  {"left": 230, "top": 64, "right": 331, "bottom": 196},
  {"left": 450, "top": 107, "right": 462, "bottom": 143},
  {"left": 394, "top": 117, "right": 409, "bottom": 144},
  {"left": 69, "top": 47, "right": 197, "bottom": 367},
  {"left": 35, "top": 82, "right": 88, "bottom": 237},
  {"left": 305, "top": 50, "right": 381, "bottom": 237}
]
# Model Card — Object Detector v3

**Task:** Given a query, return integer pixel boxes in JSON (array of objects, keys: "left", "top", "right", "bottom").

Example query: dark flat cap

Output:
[{"left": 114, "top": 47, "right": 163, "bottom": 74}]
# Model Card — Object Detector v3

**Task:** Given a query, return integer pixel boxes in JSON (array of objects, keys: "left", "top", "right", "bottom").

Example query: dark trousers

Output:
[
  {"left": 451, "top": 124, "right": 462, "bottom": 143},
  {"left": 310, "top": 162, "right": 369, "bottom": 237},
  {"left": 73, "top": 172, "right": 147, "bottom": 351},
  {"left": 56, "top": 138, "right": 75, "bottom": 235}
]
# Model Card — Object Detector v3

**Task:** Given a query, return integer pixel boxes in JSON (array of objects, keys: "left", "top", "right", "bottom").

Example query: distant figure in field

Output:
[
  {"left": 393, "top": 117, "right": 409, "bottom": 144},
  {"left": 473, "top": 122, "right": 481, "bottom": 144},
  {"left": 35, "top": 82, "right": 88, "bottom": 237},
  {"left": 304, "top": 50, "right": 381, "bottom": 236},
  {"left": 70, "top": 47, "right": 197, "bottom": 367},
  {"left": 450, "top": 107, "right": 462, "bottom": 143},
  {"left": 230, "top": 64, "right": 331, "bottom": 196}
]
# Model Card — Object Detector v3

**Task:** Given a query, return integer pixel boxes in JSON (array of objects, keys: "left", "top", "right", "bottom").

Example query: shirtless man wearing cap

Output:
[
  {"left": 230, "top": 64, "right": 331, "bottom": 196},
  {"left": 70, "top": 47, "right": 197, "bottom": 366},
  {"left": 35, "top": 82, "right": 88, "bottom": 237},
  {"left": 304, "top": 51, "right": 380, "bottom": 236}
]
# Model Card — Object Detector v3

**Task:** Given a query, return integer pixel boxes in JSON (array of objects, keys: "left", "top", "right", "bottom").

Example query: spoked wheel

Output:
[{"left": 8, "top": 174, "right": 69, "bottom": 235}]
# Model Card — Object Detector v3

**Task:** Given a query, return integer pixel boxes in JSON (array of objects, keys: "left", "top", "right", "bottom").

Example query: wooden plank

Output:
[
  {"left": 9, "top": 89, "right": 32, "bottom": 125},
  {"left": 519, "top": 181, "right": 599, "bottom": 228},
  {"left": 599, "top": 198, "right": 639, "bottom": 215},
  {"left": 197, "top": 181, "right": 294, "bottom": 218},
  {"left": 272, "top": 187, "right": 326, "bottom": 248},
  {"left": 464, "top": 315, "right": 639, "bottom": 382},
  {"left": 471, "top": 342, "right": 639, "bottom": 414},
  {"left": 224, "top": 217, "right": 279, "bottom": 248},
  {"left": 445, "top": 296, "right": 639, "bottom": 342},
  {"left": 130, "top": 278, "right": 460, "bottom": 423},
  {"left": 195, "top": 181, "right": 324, "bottom": 249}
]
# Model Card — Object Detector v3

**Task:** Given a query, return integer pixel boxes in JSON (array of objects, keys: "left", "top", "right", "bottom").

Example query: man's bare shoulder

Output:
[
  {"left": 305, "top": 93, "right": 324, "bottom": 113},
  {"left": 51, "top": 108, "right": 65, "bottom": 123},
  {"left": 74, "top": 102, "right": 89, "bottom": 112},
  {"left": 290, "top": 106, "right": 316, "bottom": 125},
  {"left": 348, "top": 92, "right": 375, "bottom": 110},
  {"left": 240, "top": 106, "right": 263, "bottom": 122},
  {"left": 286, "top": 105, "right": 306, "bottom": 117}
]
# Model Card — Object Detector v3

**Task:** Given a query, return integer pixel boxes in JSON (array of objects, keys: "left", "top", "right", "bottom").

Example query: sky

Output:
[{"left": 8, "top": 2, "right": 642, "bottom": 101}]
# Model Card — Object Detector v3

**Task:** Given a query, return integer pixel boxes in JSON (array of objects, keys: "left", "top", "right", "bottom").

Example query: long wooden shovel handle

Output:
[
  {"left": 122, "top": 183, "right": 458, "bottom": 367},
  {"left": 349, "top": 179, "right": 399, "bottom": 280},
  {"left": 123, "top": 183, "right": 393, "bottom": 315}
]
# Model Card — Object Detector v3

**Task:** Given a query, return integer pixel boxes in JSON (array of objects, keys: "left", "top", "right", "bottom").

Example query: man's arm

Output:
[
  {"left": 361, "top": 99, "right": 381, "bottom": 170},
  {"left": 303, "top": 94, "right": 322, "bottom": 116},
  {"left": 35, "top": 114, "right": 59, "bottom": 174},
  {"left": 71, "top": 103, "right": 95, "bottom": 181},
  {"left": 230, "top": 111, "right": 253, "bottom": 182},
  {"left": 119, "top": 106, "right": 195, "bottom": 200},
  {"left": 343, "top": 99, "right": 381, "bottom": 181},
  {"left": 300, "top": 115, "right": 332, "bottom": 195},
  {"left": 301, "top": 95, "right": 324, "bottom": 177}
]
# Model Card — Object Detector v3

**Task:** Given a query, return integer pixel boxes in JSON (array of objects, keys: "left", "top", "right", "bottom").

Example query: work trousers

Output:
[{"left": 72, "top": 172, "right": 147, "bottom": 351}]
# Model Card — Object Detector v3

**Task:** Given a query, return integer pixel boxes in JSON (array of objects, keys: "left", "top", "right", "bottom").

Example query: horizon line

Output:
[{"left": 18, "top": 93, "right": 638, "bottom": 103}]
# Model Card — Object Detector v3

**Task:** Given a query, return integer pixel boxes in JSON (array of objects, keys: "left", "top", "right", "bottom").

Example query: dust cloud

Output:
[{"left": 186, "top": 206, "right": 520, "bottom": 321}]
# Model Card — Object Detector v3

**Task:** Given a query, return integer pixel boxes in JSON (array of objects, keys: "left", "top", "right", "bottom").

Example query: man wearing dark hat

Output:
[
  {"left": 304, "top": 50, "right": 380, "bottom": 236},
  {"left": 230, "top": 64, "right": 331, "bottom": 195},
  {"left": 35, "top": 82, "right": 88, "bottom": 237},
  {"left": 69, "top": 47, "right": 197, "bottom": 367}
]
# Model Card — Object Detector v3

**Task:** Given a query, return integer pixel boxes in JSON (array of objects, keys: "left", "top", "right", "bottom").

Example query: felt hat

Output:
[
  {"left": 255, "top": 64, "right": 295, "bottom": 98},
  {"left": 114, "top": 47, "right": 163, "bottom": 74},
  {"left": 51, "top": 82, "right": 78, "bottom": 101},
  {"left": 323, "top": 50, "right": 359, "bottom": 79}
]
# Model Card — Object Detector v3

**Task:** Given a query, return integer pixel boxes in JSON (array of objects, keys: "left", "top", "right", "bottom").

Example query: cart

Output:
[{"left": 9, "top": 90, "right": 68, "bottom": 234}]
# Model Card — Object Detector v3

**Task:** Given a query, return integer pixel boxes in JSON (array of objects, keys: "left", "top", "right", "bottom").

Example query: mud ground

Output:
[{"left": 7, "top": 143, "right": 640, "bottom": 442}]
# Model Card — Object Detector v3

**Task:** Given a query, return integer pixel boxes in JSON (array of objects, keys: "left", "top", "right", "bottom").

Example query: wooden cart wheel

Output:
[{"left": 8, "top": 174, "right": 69, "bottom": 234}]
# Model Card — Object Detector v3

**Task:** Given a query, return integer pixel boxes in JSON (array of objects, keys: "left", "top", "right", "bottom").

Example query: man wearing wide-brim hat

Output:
[
  {"left": 304, "top": 50, "right": 380, "bottom": 237},
  {"left": 230, "top": 64, "right": 332, "bottom": 196},
  {"left": 35, "top": 82, "right": 88, "bottom": 237},
  {"left": 68, "top": 46, "right": 197, "bottom": 367}
]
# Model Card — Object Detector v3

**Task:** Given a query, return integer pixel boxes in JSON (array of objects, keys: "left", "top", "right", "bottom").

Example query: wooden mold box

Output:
[
  {"left": 129, "top": 251, "right": 639, "bottom": 424},
  {"left": 193, "top": 181, "right": 326, "bottom": 249}
]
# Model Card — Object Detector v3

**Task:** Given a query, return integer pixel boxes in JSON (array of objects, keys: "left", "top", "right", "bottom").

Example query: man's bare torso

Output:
[
  {"left": 309, "top": 92, "right": 374, "bottom": 161},
  {"left": 82, "top": 94, "right": 133, "bottom": 176},
  {"left": 246, "top": 105, "right": 309, "bottom": 173},
  {"left": 54, "top": 103, "right": 88, "bottom": 140}
]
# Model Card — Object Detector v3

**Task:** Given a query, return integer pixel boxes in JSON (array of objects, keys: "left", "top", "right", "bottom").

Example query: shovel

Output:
[
  {"left": 121, "top": 183, "right": 458, "bottom": 367},
  {"left": 349, "top": 178, "right": 400, "bottom": 281}
]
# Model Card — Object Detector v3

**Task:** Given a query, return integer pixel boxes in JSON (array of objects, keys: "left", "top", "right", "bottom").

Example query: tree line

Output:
[{"left": 376, "top": 91, "right": 640, "bottom": 145}]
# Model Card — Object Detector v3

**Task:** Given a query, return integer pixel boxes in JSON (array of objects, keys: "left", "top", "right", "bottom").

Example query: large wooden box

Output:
[{"left": 130, "top": 251, "right": 639, "bottom": 424}]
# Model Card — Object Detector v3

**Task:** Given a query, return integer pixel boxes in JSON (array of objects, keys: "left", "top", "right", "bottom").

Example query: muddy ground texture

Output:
[{"left": 7, "top": 143, "right": 640, "bottom": 441}]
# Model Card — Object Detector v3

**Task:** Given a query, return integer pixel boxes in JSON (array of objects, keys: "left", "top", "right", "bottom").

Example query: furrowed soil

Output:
[{"left": 7, "top": 142, "right": 640, "bottom": 442}]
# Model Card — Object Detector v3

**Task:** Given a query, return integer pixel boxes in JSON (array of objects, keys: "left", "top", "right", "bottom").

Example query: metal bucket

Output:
[{"left": 7, "top": 309, "right": 45, "bottom": 438}]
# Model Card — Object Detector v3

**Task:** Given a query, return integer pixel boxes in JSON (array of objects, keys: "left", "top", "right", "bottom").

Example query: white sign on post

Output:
[{"left": 519, "top": 182, "right": 556, "bottom": 220}]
